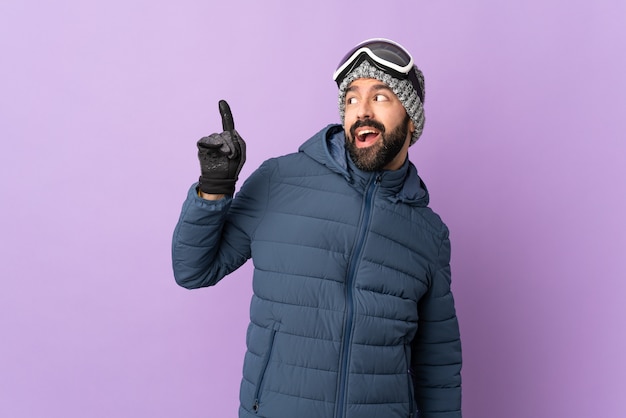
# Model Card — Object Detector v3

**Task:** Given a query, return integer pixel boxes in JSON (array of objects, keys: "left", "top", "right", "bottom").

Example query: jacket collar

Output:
[{"left": 299, "top": 124, "right": 429, "bottom": 207}]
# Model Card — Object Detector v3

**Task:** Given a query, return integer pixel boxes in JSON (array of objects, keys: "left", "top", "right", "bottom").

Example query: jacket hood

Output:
[{"left": 298, "top": 124, "right": 430, "bottom": 207}]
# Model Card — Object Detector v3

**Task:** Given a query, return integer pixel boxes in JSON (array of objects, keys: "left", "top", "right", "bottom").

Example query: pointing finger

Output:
[{"left": 218, "top": 99, "right": 235, "bottom": 132}]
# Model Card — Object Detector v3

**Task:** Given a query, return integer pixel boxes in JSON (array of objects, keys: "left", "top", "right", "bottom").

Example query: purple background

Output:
[{"left": 1, "top": 1, "right": 625, "bottom": 417}]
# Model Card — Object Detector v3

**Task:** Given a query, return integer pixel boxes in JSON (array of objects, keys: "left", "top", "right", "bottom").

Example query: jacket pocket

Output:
[
  {"left": 252, "top": 329, "right": 277, "bottom": 414},
  {"left": 404, "top": 344, "right": 416, "bottom": 416}
]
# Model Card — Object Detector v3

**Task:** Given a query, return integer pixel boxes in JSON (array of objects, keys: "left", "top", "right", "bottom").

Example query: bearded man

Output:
[{"left": 172, "top": 38, "right": 462, "bottom": 418}]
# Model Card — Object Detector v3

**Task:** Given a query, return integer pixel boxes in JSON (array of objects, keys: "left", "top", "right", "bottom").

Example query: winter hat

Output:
[{"left": 336, "top": 56, "right": 426, "bottom": 145}]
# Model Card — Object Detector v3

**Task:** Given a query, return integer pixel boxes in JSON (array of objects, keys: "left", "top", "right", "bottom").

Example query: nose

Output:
[{"left": 356, "top": 100, "right": 372, "bottom": 120}]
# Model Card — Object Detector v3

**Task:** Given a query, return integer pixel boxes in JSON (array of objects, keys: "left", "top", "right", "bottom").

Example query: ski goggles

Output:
[{"left": 333, "top": 38, "right": 423, "bottom": 102}]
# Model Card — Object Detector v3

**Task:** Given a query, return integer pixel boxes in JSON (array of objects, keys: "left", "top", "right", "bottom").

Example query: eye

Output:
[
  {"left": 346, "top": 96, "right": 358, "bottom": 105},
  {"left": 374, "top": 94, "right": 389, "bottom": 102}
]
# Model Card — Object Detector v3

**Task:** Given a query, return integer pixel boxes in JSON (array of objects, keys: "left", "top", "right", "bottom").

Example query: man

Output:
[{"left": 172, "top": 38, "right": 462, "bottom": 418}]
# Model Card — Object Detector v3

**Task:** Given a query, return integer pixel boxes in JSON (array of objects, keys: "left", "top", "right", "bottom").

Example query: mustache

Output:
[{"left": 349, "top": 119, "right": 386, "bottom": 138}]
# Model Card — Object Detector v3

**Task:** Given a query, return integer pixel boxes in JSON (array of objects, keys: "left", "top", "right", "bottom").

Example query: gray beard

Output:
[{"left": 346, "top": 115, "right": 410, "bottom": 172}]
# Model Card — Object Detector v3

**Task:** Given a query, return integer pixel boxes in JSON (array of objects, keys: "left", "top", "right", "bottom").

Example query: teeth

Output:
[{"left": 358, "top": 129, "right": 378, "bottom": 137}]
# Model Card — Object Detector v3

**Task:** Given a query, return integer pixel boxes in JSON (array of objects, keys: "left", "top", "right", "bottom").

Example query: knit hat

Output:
[{"left": 337, "top": 60, "right": 426, "bottom": 145}]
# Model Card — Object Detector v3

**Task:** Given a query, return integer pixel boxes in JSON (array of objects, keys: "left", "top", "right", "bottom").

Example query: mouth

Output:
[{"left": 354, "top": 127, "right": 381, "bottom": 148}]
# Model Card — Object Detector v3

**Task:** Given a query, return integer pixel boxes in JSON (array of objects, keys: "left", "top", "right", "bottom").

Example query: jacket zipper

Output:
[
  {"left": 335, "top": 174, "right": 380, "bottom": 418},
  {"left": 252, "top": 329, "right": 277, "bottom": 413}
]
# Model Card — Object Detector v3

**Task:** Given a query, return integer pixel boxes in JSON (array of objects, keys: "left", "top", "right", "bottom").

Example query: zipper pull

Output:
[
  {"left": 375, "top": 174, "right": 382, "bottom": 184},
  {"left": 253, "top": 399, "right": 259, "bottom": 413}
]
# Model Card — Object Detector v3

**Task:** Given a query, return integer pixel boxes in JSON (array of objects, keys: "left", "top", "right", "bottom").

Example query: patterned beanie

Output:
[{"left": 337, "top": 60, "right": 426, "bottom": 145}]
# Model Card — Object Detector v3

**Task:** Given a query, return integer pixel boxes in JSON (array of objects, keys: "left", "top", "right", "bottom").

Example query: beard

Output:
[{"left": 346, "top": 114, "right": 410, "bottom": 172}]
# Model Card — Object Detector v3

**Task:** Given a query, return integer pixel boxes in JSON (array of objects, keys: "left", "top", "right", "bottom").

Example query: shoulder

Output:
[{"left": 259, "top": 150, "right": 333, "bottom": 180}]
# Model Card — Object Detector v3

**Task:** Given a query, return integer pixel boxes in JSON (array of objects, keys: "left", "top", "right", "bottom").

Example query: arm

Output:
[
  {"left": 172, "top": 159, "right": 272, "bottom": 289},
  {"left": 171, "top": 99, "right": 252, "bottom": 288},
  {"left": 171, "top": 185, "right": 241, "bottom": 289},
  {"left": 411, "top": 230, "right": 462, "bottom": 418}
]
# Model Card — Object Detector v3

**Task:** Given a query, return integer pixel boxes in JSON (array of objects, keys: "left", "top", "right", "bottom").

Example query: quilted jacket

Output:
[{"left": 172, "top": 124, "right": 462, "bottom": 418}]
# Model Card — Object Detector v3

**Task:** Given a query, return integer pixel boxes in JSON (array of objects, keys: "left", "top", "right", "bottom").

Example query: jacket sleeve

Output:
[
  {"left": 411, "top": 228, "right": 462, "bottom": 418},
  {"left": 171, "top": 161, "right": 271, "bottom": 289}
]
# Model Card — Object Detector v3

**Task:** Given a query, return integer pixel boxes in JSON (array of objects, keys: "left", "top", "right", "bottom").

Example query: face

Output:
[{"left": 343, "top": 78, "right": 414, "bottom": 172}]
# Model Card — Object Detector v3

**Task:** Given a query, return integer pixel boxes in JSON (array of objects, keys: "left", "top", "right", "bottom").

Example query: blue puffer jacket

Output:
[{"left": 172, "top": 124, "right": 462, "bottom": 418}]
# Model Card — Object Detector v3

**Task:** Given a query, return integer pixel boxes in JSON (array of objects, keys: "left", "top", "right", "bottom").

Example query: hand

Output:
[{"left": 196, "top": 100, "right": 246, "bottom": 195}]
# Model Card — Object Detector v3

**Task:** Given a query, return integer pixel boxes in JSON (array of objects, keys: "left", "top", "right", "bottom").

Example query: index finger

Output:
[{"left": 218, "top": 99, "right": 235, "bottom": 132}]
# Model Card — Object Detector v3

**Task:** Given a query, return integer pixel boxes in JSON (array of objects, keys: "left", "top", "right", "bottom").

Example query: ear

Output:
[{"left": 409, "top": 119, "right": 415, "bottom": 134}]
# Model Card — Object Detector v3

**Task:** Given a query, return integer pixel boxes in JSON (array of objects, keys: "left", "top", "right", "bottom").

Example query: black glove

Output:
[{"left": 197, "top": 100, "right": 246, "bottom": 195}]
